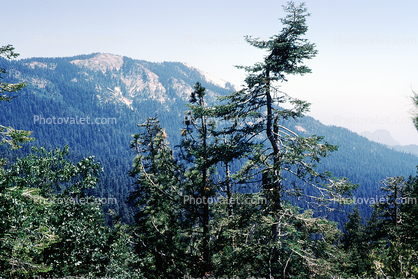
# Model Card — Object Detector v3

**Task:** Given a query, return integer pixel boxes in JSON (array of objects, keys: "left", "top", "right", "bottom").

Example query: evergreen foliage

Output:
[
  {"left": 0, "top": 45, "right": 34, "bottom": 149},
  {"left": 128, "top": 117, "right": 187, "bottom": 278},
  {"left": 0, "top": 144, "right": 143, "bottom": 278},
  {"left": 1, "top": 2, "right": 418, "bottom": 277},
  {"left": 126, "top": 4, "right": 357, "bottom": 275},
  {"left": 0, "top": 42, "right": 416, "bottom": 225},
  {"left": 351, "top": 176, "right": 418, "bottom": 277}
]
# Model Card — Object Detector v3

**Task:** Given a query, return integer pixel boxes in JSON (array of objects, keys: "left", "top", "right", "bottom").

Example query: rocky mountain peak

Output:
[
  {"left": 71, "top": 53, "right": 123, "bottom": 73},
  {"left": 360, "top": 129, "right": 400, "bottom": 146}
]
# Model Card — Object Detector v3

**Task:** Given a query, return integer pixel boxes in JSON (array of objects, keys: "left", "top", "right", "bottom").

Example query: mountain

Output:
[
  {"left": 360, "top": 129, "right": 418, "bottom": 156},
  {"left": 22, "top": 53, "right": 235, "bottom": 107},
  {"left": 391, "top": 144, "right": 418, "bottom": 156},
  {"left": 1, "top": 53, "right": 417, "bottom": 225},
  {"left": 0, "top": 53, "right": 237, "bottom": 223},
  {"left": 360, "top": 129, "right": 400, "bottom": 146}
]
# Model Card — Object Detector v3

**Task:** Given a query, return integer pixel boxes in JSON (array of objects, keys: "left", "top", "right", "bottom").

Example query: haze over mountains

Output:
[
  {"left": 360, "top": 129, "right": 418, "bottom": 156},
  {"left": 360, "top": 129, "right": 400, "bottom": 146},
  {"left": 1, "top": 52, "right": 417, "bottom": 224}
]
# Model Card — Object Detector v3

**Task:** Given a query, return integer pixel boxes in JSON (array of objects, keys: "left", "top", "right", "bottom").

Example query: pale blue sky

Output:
[{"left": 4, "top": 0, "right": 418, "bottom": 145}]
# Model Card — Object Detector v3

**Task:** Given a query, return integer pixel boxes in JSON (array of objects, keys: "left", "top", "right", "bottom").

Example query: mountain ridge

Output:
[
  {"left": 360, "top": 128, "right": 418, "bottom": 156},
  {"left": 14, "top": 53, "right": 236, "bottom": 112},
  {"left": 360, "top": 129, "right": 400, "bottom": 146},
  {"left": 1, "top": 53, "right": 417, "bottom": 225}
]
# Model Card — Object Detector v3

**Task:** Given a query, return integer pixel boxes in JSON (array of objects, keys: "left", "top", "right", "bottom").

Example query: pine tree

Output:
[
  {"left": 103, "top": 219, "right": 145, "bottom": 278},
  {"left": 0, "top": 46, "right": 144, "bottom": 278},
  {"left": 128, "top": 84, "right": 255, "bottom": 277},
  {"left": 0, "top": 145, "right": 109, "bottom": 278},
  {"left": 128, "top": 117, "right": 189, "bottom": 278},
  {"left": 0, "top": 45, "right": 34, "bottom": 149},
  {"left": 127, "top": 3, "right": 357, "bottom": 277},
  {"left": 397, "top": 173, "right": 418, "bottom": 276},
  {"left": 217, "top": 2, "right": 355, "bottom": 211},
  {"left": 208, "top": 2, "right": 356, "bottom": 277},
  {"left": 180, "top": 82, "right": 250, "bottom": 276},
  {"left": 364, "top": 176, "right": 418, "bottom": 277},
  {"left": 181, "top": 83, "right": 215, "bottom": 275},
  {"left": 342, "top": 205, "right": 371, "bottom": 276}
]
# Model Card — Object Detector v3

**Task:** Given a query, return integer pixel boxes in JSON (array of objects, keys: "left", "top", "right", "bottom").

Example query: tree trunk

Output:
[{"left": 265, "top": 68, "right": 281, "bottom": 212}]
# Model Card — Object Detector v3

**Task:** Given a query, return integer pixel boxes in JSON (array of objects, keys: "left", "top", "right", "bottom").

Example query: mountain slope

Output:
[
  {"left": 391, "top": 144, "right": 418, "bottom": 156},
  {"left": 1, "top": 53, "right": 417, "bottom": 225},
  {"left": 360, "top": 129, "right": 400, "bottom": 146}
]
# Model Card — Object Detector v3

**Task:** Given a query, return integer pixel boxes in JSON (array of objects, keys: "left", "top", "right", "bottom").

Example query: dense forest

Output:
[
  {"left": 1, "top": 2, "right": 418, "bottom": 278},
  {"left": 1, "top": 45, "right": 416, "bottom": 227}
]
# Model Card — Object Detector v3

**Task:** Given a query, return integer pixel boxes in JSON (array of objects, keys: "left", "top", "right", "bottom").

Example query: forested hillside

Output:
[
  {"left": 1, "top": 52, "right": 416, "bottom": 225},
  {"left": 0, "top": 52, "right": 237, "bottom": 224},
  {"left": 1, "top": 2, "right": 418, "bottom": 278}
]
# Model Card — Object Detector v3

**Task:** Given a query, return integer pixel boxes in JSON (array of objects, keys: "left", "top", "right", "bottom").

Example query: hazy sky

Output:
[{"left": 4, "top": 0, "right": 418, "bottom": 145}]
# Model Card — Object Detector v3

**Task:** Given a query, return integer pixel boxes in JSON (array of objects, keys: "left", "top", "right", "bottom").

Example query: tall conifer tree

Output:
[
  {"left": 209, "top": 2, "right": 356, "bottom": 277},
  {"left": 128, "top": 3, "right": 356, "bottom": 277},
  {"left": 128, "top": 117, "right": 188, "bottom": 278},
  {"left": 218, "top": 2, "right": 355, "bottom": 208}
]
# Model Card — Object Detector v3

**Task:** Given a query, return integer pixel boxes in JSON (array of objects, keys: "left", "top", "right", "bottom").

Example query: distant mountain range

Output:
[
  {"left": 360, "top": 129, "right": 418, "bottom": 156},
  {"left": 360, "top": 129, "right": 400, "bottom": 146},
  {"left": 1, "top": 53, "right": 417, "bottom": 225}
]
